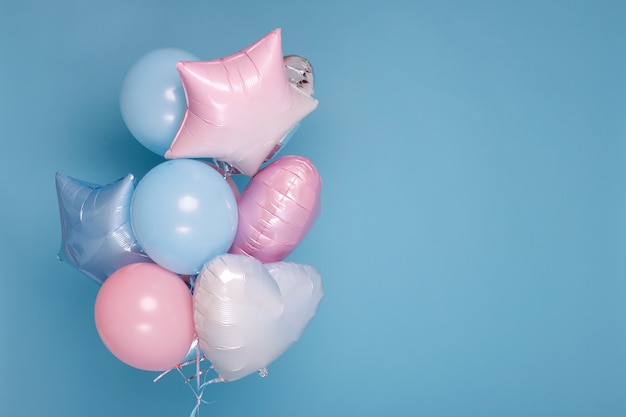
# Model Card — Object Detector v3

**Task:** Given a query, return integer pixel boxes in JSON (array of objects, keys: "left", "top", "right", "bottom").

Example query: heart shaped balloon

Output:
[
  {"left": 193, "top": 254, "right": 323, "bottom": 382},
  {"left": 229, "top": 155, "right": 321, "bottom": 263}
]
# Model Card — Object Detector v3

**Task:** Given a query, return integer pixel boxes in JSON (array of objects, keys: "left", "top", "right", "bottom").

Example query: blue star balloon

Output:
[{"left": 55, "top": 172, "right": 152, "bottom": 284}]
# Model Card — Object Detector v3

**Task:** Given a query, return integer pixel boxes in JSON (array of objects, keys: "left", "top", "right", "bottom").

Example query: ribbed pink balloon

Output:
[{"left": 229, "top": 155, "right": 321, "bottom": 263}]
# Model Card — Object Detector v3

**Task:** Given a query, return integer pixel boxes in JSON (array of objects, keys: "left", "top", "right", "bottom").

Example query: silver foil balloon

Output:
[
  {"left": 55, "top": 172, "right": 151, "bottom": 284},
  {"left": 193, "top": 254, "right": 323, "bottom": 382},
  {"left": 284, "top": 55, "right": 314, "bottom": 96}
]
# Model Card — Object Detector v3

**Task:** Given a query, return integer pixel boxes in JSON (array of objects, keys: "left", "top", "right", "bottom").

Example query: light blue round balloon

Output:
[
  {"left": 130, "top": 159, "right": 238, "bottom": 275},
  {"left": 120, "top": 48, "right": 199, "bottom": 156}
]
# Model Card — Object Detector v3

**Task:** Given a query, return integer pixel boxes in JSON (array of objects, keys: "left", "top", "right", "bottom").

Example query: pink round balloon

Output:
[
  {"left": 94, "top": 263, "right": 195, "bottom": 371},
  {"left": 229, "top": 155, "right": 321, "bottom": 263}
]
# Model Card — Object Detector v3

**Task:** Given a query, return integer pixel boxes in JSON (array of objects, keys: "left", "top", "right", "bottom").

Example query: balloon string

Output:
[
  {"left": 187, "top": 379, "right": 213, "bottom": 417},
  {"left": 212, "top": 158, "right": 236, "bottom": 178},
  {"left": 153, "top": 341, "right": 220, "bottom": 417},
  {"left": 195, "top": 342, "right": 201, "bottom": 413},
  {"left": 189, "top": 274, "right": 198, "bottom": 294},
  {"left": 185, "top": 371, "right": 217, "bottom": 417}
]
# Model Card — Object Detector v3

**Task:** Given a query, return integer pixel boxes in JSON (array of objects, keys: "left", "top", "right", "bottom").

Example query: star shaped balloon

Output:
[
  {"left": 55, "top": 172, "right": 151, "bottom": 284},
  {"left": 165, "top": 29, "right": 319, "bottom": 176}
]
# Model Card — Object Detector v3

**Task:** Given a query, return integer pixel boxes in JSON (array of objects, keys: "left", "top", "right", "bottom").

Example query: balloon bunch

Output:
[{"left": 55, "top": 29, "right": 323, "bottom": 403}]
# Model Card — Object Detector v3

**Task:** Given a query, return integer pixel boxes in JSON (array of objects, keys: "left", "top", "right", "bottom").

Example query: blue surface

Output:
[{"left": 1, "top": 1, "right": 625, "bottom": 416}]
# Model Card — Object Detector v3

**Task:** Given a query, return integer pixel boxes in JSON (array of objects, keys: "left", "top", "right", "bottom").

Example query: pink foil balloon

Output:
[
  {"left": 165, "top": 29, "right": 318, "bottom": 176},
  {"left": 94, "top": 263, "right": 195, "bottom": 371},
  {"left": 229, "top": 155, "right": 321, "bottom": 263}
]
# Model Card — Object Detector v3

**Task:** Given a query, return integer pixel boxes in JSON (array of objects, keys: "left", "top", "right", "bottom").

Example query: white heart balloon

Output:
[{"left": 193, "top": 254, "right": 323, "bottom": 382}]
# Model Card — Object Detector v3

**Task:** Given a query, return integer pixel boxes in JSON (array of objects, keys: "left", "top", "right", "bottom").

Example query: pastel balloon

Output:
[
  {"left": 120, "top": 48, "right": 199, "bottom": 156},
  {"left": 203, "top": 161, "right": 240, "bottom": 200},
  {"left": 193, "top": 254, "right": 323, "bottom": 382},
  {"left": 229, "top": 156, "right": 321, "bottom": 263},
  {"left": 94, "top": 263, "right": 195, "bottom": 371},
  {"left": 55, "top": 172, "right": 151, "bottom": 284},
  {"left": 130, "top": 159, "right": 238, "bottom": 275},
  {"left": 165, "top": 29, "right": 318, "bottom": 176}
]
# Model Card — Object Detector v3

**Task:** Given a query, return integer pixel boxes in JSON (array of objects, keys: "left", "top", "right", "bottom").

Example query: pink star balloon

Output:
[{"left": 165, "top": 29, "right": 319, "bottom": 176}]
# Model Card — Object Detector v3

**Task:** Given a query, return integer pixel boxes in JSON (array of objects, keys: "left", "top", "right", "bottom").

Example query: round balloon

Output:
[
  {"left": 203, "top": 161, "right": 240, "bottom": 200},
  {"left": 120, "top": 48, "right": 199, "bottom": 156},
  {"left": 130, "top": 159, "right": 238, "bottom": 275},
  {"left": 94, "top": 263, "right": 195, "bottom": 371}
]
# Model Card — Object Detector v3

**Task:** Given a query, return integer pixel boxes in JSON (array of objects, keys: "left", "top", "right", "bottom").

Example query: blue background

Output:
[{"left": 1, "top": 1, "right": 625, "bottom": 416}]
